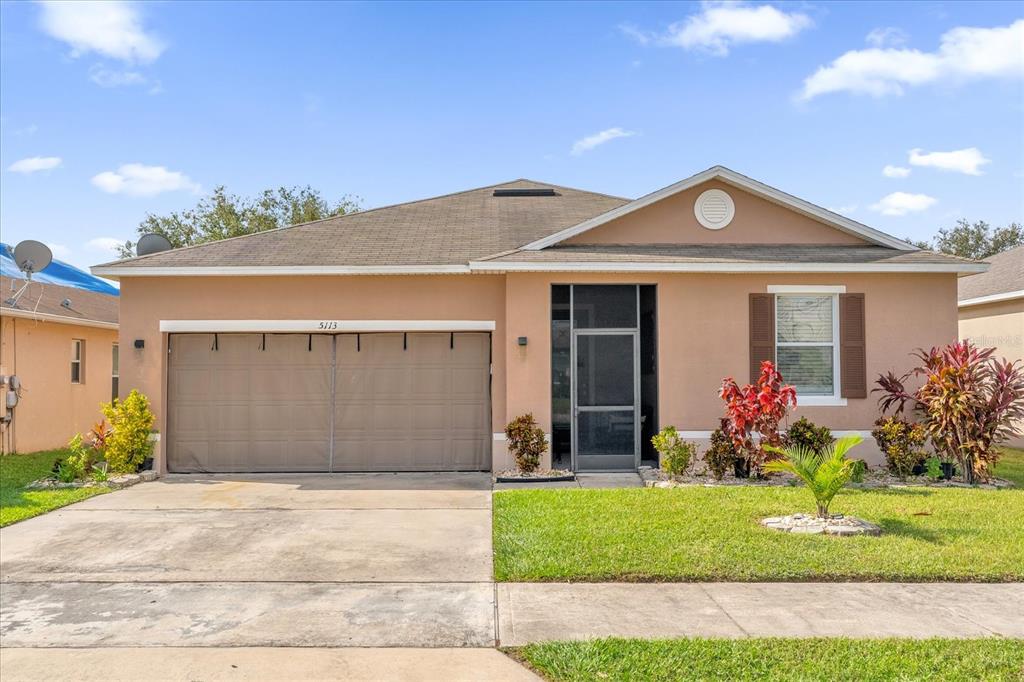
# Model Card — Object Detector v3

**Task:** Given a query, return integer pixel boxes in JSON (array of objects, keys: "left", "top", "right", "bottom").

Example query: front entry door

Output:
[{"left": 572, "top": 330, "right": 639, "bottom": 471}]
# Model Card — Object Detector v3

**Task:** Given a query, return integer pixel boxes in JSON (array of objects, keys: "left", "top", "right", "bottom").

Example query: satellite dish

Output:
[
  {"left": 12, "top": 240, "right": 53, "bottom": 279},
  {"left": 136, "top": 233, "right": 173, "bottom": 256}
]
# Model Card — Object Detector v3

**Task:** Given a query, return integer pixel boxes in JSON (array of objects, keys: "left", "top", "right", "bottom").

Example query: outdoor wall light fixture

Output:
[
  {"left": 134, "top": 339, "right": 145, "bottom": 349},
  {"left": 517, "top": 336, "right": 528, "bottom": 346}
]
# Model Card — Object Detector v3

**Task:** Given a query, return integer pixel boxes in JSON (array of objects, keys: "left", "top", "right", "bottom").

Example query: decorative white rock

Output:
[{"left": 760, "top": 513, "right": 881, "bottom": 537}]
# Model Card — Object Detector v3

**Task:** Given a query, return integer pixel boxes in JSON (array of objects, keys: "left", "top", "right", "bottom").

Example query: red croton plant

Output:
[
  {"left": 875, "top": 340, "right": 1024, "bottom": 484},
  {"left": 719, "top": 361, "right": 797, "bottom": 475}
]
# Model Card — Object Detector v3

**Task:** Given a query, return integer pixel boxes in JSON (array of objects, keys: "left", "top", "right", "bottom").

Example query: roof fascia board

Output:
[
  {"left": 160, "top": 319, "right": 496, "bottom": 333},
  {"left": 0, "top": 307, "right": 118, "bottom": 329},
  {"left": 520, "top": 166, "right": 917, "bottom": 252},
  {"left": 468, "top": 261, "right": 988, "bottom": 274},
  {"left": 91, "top": 264, "right": 472, "bottom": 279},
  {"left": 958, "top": 290, "right": 1024, "bottom": 308}
]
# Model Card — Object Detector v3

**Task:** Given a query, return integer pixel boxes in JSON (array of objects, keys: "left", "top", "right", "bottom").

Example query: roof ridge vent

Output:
[{"left": 493, "top": 188, "right": 558, "bottom": 197}]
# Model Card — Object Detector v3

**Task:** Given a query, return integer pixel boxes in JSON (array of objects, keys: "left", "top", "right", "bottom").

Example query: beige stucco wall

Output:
[
  {"left": 565, "top": 179, "right": 869, "bottom": 246},
  {"left": 958, "top": 298, "right": 1024, "bottom": 448},
  {"left": 505, "top": 272, "right": 958, "bottom": 467},
  {"left": 0, "top": 314, "right": 119, "bottom": 453},
  {"left": 117, "top": 275, "right": 509, "bottom": 472},
  {"left": 117, "top": 270, "right": 958, "bottom": 471}
]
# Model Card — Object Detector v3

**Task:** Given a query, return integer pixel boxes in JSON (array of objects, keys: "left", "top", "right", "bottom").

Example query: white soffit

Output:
[
  {"left": 520, "top": 166, "right": 918, "bottom": 251},
  {"left": 159, "top": 320, "right": 497, "bottom": 333}
]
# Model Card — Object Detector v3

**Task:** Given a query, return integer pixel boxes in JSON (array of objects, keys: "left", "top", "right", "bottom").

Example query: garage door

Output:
[{"left": 166, "top": 332, "right": 490, "bottom": 473}]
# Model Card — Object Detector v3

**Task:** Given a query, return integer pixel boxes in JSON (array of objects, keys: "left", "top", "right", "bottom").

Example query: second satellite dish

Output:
[
  {"left": 136, "top": 233, "right": 173, "bottom": 256},
  {"left": 12, "top": 240, "right": 53, "bottom": 279}
]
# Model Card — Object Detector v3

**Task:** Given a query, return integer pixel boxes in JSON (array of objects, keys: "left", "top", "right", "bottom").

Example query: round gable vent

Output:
[{"left": 694, "top": 189, "right": 735, "bottom": 230}]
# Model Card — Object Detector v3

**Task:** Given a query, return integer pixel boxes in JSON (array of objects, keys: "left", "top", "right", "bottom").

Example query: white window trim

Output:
[
  {"left": 774, "top": 292, "right": 846, "bottom": 406},
  {"left": 71, "top": 339, "right": 84, "bottom": 384}
]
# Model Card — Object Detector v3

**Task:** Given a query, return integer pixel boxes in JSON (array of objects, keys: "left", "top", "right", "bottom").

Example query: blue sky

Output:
[{"left": 1, "top": 1, "right": 1022, "bottom": 270}]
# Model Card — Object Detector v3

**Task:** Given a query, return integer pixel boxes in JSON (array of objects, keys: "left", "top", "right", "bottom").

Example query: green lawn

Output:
[
  {"left": 493, "top": 485, "right": 1024, "bottom": 582},
  {"left": 996, "top": 447, "right": 1024, "bottom": 487},
  {"left": 0, "top": 450, "right": 107, "bottom": 527},
  {"left": 513, "top": 638, "right": 1024, "bottom": 682}
]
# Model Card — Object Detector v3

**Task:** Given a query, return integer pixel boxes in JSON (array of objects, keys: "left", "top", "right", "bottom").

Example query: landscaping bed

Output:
[
  {"left": 495, "top": 469, "right": 576, "bottom": 483},
  {"left": 510, "top": 637, "right": 1024, "bottom": 682},
  {"left": 0, "top": 450, "right": 109, "bottom": 527},
  {"left": 492, "top": 485, "right": 1024, "bottom": 582},
  {"left": 640, "top": 465, "right": 1016, "bottom": 490}
]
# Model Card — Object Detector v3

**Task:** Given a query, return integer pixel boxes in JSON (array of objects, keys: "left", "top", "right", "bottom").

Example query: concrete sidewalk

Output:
[
  {"left": 0, "top": 648, "right": 540, "bottom": 682},
  {"left": 496, "top": 582, "right": 1024, "bottom": 646}
]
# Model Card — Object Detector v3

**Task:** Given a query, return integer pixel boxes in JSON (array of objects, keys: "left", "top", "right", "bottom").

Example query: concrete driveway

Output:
[{"left": 0, "top": 473, "right": 497, "bottom": 649}]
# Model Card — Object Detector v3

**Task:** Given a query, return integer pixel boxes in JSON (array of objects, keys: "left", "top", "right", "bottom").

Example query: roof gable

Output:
[{"left": 522, "top": 166, "right": 917, "bottom": 252}]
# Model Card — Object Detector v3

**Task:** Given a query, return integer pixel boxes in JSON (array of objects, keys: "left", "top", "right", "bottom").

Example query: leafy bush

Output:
[
  {"left": 703, "top": 424, "right": 735, "bottom": 481},
  {"left": 872, "top": 416, "right": 927, "bottom": 479},
  {"left": 876, "top": 341, "right": 1024, "bottom": 483},
  {"left": 58, "top": 434, "right": 97, "bottom": 481},
  {"left": 652, "top": 427, "right": 696, "bottom": 476},
  {"left": 765, "top": 435, "right": 862, "bottom": 518},
  {"left": 786, "top": 417, "right": 833, "bottom": 455},
  {"left": 925, "top": 456, "right": 943, "bottom": 481},
  {"left": 850, "top": 459, "right": 868, "bottom": 483},
  {"left": 101, "top": 390, "right": 156, "bottom": 474},
  {"left": 719, "top": 361, "right": 797, "bottom": 475},
  {"left": 505, "top": 413, "right": 547, "bottom": 473},
  {"left": 91, "top": 462, "right": 109, "bottom": 482}
]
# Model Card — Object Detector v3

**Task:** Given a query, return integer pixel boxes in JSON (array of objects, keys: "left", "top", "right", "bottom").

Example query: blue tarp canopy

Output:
[{"left": 1, "top": 243, "right": 119, "bottom": 296}]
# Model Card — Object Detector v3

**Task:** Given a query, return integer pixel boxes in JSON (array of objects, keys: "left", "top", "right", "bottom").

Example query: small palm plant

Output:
[{"left": 764, "top": 435, "right": 863, "bottom": 519}]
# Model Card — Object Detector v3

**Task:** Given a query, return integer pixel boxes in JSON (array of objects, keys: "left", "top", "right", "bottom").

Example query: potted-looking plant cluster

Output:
[{"left": 494, "top": 413, "right": 575, "bottom": 483}]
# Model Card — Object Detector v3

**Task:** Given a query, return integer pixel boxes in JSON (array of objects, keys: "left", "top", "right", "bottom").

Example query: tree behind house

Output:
[
  {"left": 907, "top": 219, "right": 1023, "bottom": 259},
  {"left": 117, "top": 185, "right": 360, "bottom": 258}
]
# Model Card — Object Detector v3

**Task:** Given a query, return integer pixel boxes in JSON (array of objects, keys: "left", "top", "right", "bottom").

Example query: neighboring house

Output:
[
  {"left": 958, "top": 245, "right": 1023, "bottom": 448},
  {"left": 0, "top": 276, "right": 120, "bottom": 453},
  {"left": 93, "top": 166, "right": 985, "bottom": 474}
]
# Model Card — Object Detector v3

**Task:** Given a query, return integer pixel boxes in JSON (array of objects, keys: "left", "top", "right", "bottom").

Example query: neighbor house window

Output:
[
  {"left": 775, "top": 295, "right": 839, "bottom": 397},
  {"left": 111, "top": 343, "right": 119, "bottom": 401},
  {"left": 71, "top": 339, "right": 85, "bottom": 384}
]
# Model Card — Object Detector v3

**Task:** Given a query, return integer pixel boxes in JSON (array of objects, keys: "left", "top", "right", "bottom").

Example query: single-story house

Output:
[
  {"left": 0, "top": 275, "right": 120, "bottom": 453},
  {"left": 93, "top": 166, "right": 986, "bottom": 474},
  {"left": 958, "top": 245, "right": 1023, "bottom": 447}
]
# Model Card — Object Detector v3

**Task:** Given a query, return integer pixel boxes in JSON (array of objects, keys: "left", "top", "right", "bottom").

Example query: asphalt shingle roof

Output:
[
  {"left": 477, "top": 244, "right": 979, "bottom": 266},
  {"left": 1, "top": 275, "right": 118, "bottom": 325},
  {"left": 101, "top": 180, "right": 629, "bottom": 269},
  {"left": 958, "top": 246, "right": 1024, "bottom": 300}
]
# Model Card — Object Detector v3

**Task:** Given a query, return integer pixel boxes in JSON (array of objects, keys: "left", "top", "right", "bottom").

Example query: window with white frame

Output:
[
  {"left": 775, "top": 295, "right": 839, "bottom": 397},
  {"left": 71, "top": 339, "right": 85, "bottom": 384}
]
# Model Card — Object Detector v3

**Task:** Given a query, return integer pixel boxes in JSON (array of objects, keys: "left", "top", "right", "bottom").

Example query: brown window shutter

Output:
[
  {"left": 840, "top": 293, "right": 867, "bottom": 398},
  {"left": 749, "top": 294, "right": 775, "bottom": 383}
]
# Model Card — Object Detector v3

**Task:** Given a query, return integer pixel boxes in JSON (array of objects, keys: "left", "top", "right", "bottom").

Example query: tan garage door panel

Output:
[
  {"left": 167, "top": 332, "right": 490, "bottom": 472},
  {"left": 168, "top": 334, "right": 333, "bottom": 472},
  {"left": 333, "top": 333, "right": 490, "bottom": 471}
]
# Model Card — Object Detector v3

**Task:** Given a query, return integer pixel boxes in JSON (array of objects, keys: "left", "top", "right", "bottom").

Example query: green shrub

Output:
[
  {"left": 505, "top": 413, "right": 547, "bottom": 473},
  {"left": 57, "top": 434, "right": 97, "bottom": 481},
  {"left": 703, "top": 426, "right": 735, "bottom": 480},
  {"left": 850, "top": 459, "right": 868, "bottom": 483},
  {"left": 101, "top": 390, "right": 156, "bottom": 474},
  {"left": 652, "top": 426, "right": 696, "bottom": 476},
  {"left": 872, "top": 416, "right": 927, "bottom": 479},
  {"left": 925, "top": 456, "right": 943, "bottom": 481},
  {"left": 91, "top": 462, "right": 109, "bottom": 482},
  {"left": 786, "top": 417, "right": 833, "bottom": 454}
]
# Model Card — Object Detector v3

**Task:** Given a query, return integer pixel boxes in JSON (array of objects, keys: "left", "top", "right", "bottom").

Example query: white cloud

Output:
[
  {"left": 86, "top": 237, "right": 125, "bottom": 255},
  {"left": 870, "top": 192, "right": 937, "bottom": 216},
  {"left": 571, "top": 128, "right": 636, "bottom": 156},
  {"left": 7, "top": 156, "right": 62, "bottom": 174},
  {"left": 652, "top": 2, "right": 812, "bottom": 56},
  {"left": 882, "top": 165, "right": 911, "bottom": 178},
  {"left": 89, "top": 64, "right": 146, "bottom": 87},
  {"left": 908, "top": 147, "right": 991, "bottom": 176},
  {"left": 618, "top": 23, "right": 651, "bottom": 46},
  {"left": 799, "top": 19, "right": 1023, "bottom": 100},
  {"left": 866, "top": 27, "right": 909, "bottom": 48},
  {"left": 45, "top": 242, "right": 72, "bottom": 261},
  {"left": 38, "top": 1, "right": 164, "bottom": 63},
  {"left": 91, "top": 163, "right": 200, "bottom": 197}
]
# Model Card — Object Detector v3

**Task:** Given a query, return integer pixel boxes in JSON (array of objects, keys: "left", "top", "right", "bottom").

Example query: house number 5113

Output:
[{"left": 318, "top": 321, "right": 338, "bottom": 330}]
